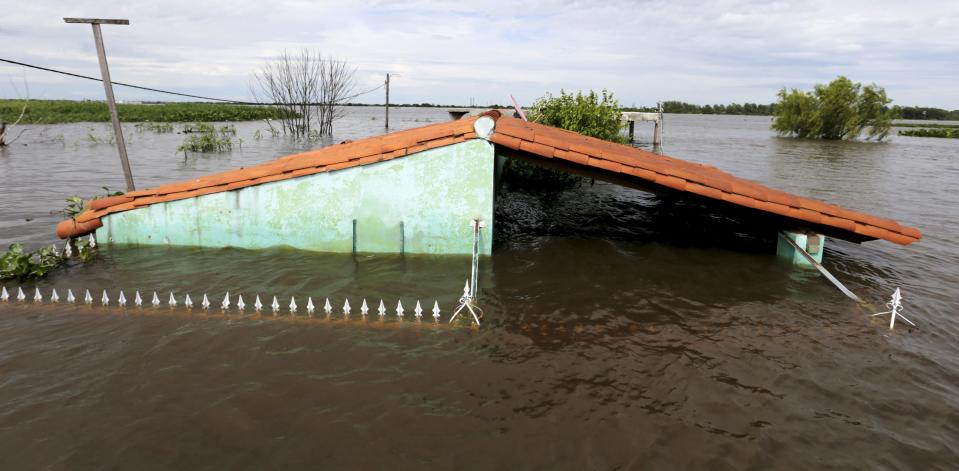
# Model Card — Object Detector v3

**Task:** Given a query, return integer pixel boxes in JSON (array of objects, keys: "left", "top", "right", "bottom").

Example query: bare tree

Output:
[
  {"left": 250, "top": 49, "right": 356, "bottom": 140},
  {"left": 1, "top": 76, "right": 30, "bottom": 147}
]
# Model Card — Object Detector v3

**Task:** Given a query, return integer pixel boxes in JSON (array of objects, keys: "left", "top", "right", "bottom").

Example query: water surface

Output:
[{"left": 1, "top": 109, "right": 957, "bottom": 469}]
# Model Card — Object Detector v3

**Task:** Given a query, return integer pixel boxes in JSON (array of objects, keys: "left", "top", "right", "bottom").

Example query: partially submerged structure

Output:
[{"left": 57, "top": 111, "right": 921, "bottom": 263}]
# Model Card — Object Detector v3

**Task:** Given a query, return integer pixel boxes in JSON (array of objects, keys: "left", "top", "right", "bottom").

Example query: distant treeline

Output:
[
  {"left": 892, "top": 106, "right": 959, "bottom": 121},
  {"left": 624, "top": 101, "right": 777, "bottom": 116}
]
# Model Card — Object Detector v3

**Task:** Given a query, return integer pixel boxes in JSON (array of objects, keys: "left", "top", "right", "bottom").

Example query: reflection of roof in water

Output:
[{"left": 57, "top": 110, "right": 921, "bottom": 246}]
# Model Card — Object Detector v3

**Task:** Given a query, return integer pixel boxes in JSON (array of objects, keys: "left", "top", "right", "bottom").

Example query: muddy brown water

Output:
[{"left": 1, "top": 109, "right": 957, "bottom": 469}]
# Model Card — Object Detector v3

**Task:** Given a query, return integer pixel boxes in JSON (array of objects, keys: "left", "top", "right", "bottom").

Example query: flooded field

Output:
[{"left": 1, "top": 108, "right": 957, "bottom": 469}]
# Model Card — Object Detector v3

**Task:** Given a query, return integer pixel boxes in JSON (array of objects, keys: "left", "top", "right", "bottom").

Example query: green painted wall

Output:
[{"left": 97, "top": 139, "right": 495, "bottom": 254}]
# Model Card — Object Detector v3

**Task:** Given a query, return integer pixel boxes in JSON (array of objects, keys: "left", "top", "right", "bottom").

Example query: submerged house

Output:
[{"left": 57, "top": 110, "right": 921, "bottom": 263}]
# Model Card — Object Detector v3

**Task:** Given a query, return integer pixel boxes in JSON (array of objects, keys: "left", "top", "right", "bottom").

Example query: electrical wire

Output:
[{"left": 0, "top": 57, "right": 384, "bottom": 105}]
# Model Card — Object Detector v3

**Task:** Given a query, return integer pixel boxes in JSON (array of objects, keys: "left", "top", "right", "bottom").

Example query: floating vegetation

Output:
[
  {"left": 85, "top": 132, "right": 115, "bottom": 144},
  {"left": 134, "top": 121, "right": 174, "bottom": 133},
  {"left": 178, "top": 122, "right": 234, "bottom": 153},
  {"left": 898, "top": 128, "right": 959, "bottom": 139},
  {"left": 0, "top": 99, "right": 292, "bottom": 124},
  {"left": 0, "top": 244, "right": 64, "bottom": 280}
]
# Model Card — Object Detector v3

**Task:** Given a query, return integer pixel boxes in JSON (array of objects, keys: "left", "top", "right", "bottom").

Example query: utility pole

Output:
[
  {"left": 385, "top": 73, "right": 390, "bottom": 130},
  {"left": 64, "top": 17, "right": 136, "bottom": 192}
]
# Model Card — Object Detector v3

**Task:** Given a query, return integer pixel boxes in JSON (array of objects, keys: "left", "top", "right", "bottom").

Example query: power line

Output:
[{"left": 0, "top": 57, "right": 384, "bottom": 105}]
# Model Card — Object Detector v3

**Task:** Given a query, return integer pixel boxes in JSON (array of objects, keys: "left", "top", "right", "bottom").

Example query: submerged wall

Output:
[{"left": 96, "top": 139, "right": 495, "bottom": 254}]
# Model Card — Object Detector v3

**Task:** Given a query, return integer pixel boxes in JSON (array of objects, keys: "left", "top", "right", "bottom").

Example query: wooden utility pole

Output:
[
  {"left": 64, "top": 17, "right": 136, "bottom": 192},
  {"left": 385, "top": 73, "right": 390, "bottom": 130}
]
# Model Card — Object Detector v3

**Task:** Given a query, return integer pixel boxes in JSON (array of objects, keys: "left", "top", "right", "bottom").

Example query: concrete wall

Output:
[{"left": 96, "top": 139, "right": 495, "bottom": 255}]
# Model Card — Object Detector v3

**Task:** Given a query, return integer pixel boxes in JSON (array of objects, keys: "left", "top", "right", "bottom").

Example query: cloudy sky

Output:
[{"left": 2, "top": 0, "right": 958, "bottom": 108}]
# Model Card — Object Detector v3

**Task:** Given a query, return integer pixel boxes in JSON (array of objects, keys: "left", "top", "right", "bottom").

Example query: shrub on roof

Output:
[{"left": 504, "top": 89, "right": 625, "bottom": 191}]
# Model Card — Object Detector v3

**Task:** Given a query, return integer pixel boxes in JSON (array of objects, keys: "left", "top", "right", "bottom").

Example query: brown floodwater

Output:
[{"left": 1, "top": 109, "right": 957, "bottom": 469}]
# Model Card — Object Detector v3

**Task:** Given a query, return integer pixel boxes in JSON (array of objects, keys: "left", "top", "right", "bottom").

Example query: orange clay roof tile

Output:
[{"left": 56, "top": 113, "right": 921, "bottom": 246}]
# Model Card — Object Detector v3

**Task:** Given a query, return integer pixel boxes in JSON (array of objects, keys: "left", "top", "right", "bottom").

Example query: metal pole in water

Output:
[
  {"left": 384, "top": 73, "right": 390, "bottom": 130},
  {"left": 64, "top": 18, "right": 135, "bottom": 192},
  {"left": 778, "top": 232, "right": 862, "bottom": 303}
]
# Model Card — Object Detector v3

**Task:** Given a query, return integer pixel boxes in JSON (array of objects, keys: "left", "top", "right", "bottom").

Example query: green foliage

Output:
[
  {"left": 527, "top": 89, "right": 626, "bottom": 143},
  {"left": 134, "top": 121, "right": 174, "bottom": 133},
  {"left": 64, "top": 196, "right": 85, "bottom": 217},
  {"left": 0, "top": 243, "right": 64, "bottom": 280},
  {"left": 898, "top": 128, "right": 959, "bottom": 138},
  {"left": 178, "top": 122, "right": 234, "bottom": 153},
  {"left": 0, "top": 100, "right": 291, "bottom": 124},
  {"left": 502, "top": 90, "right": 625, "bottom": 191},
  {"left": 772, "top": 76, "right": 893, "bottom": 140}
]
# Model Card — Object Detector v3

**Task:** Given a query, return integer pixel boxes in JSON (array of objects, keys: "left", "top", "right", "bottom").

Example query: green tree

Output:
[
  {"left": 772, "top": 76, "right": 893, "bottom": 140},
  {"left": 504, "top": 89, "right": 625, "bottom": 191}
]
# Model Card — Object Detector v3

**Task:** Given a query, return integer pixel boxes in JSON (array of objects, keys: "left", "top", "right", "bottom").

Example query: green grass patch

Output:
[
  {"left": 898, "top": 128, "right": 959, "bottom": 138},
  {"left": 0, "top": 99, "right": 290, "bottom": 124}
]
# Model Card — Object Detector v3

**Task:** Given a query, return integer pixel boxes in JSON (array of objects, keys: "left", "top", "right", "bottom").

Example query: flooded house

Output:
[{"left": 56, "top": 110, "right": 921, "bottom": 264}]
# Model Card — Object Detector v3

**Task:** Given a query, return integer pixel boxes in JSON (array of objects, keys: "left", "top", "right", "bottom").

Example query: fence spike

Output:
[
  {"left": 396, "top": 299, "right": 405, "bottom": 317},
  {"left": 33, "top": 287, "right": 42, "bottom": 303},
  {"left": 289, "top": 296, "right": 298, "bottom": 314},
  {"left": 101, "top": 289, "right": 109, "bottom": 306},
  {"left": 201, "top": 294, "right": 210, "bottom": 310},
  {"left": 377, "top": 299, "right": 386, "bottom": 317},
  {"left": 152, "top": 291, "right": 160, "bottom": 308},
  {"left": 306, "top": 297, "right": 315, "bottom": 315},
  {"left": 17, "top": 287, "right": 26, "bottom": 302},
  {"left": 254, "top": 295, "right": 262, "bottom": 312},
  {"left": 221, "top": 292, "right": 231, "bottom": 310},
  {"left": 134, "top": 291, "right": 143, "bottom": 307},
  {"left": 343, "top": 298, "right": 351, "bottom": 315},
  {"left": 360, "top": 298, "right": 369, "bottom": 315},
  {"left": 236, "top": 294, "right": 245, "bottom": 311},
  {"left": 414, "top": 300, "right": 423, "bottom": 318},
  {"left": 184, "top": 294, "right": 193, "bottom": 308},
  {"left": 88, "top": 233, "right": 97, "bottom": 248},
  {"left": 168, "top": 292, "right": 177, "bottom": 307},
  {"left": 118, "top": 290, "right": 127, "bottom": 307},
  {"left": 271, "top": 296, "right": 280, "bottom": 314},
  {"left": 51, "top": 288, "right": 60, "bottom": 303},
  {"left": 323, "top": 298, "right": 332, "bottom": 314},
  {"left": 0, "top": 286, "right": 8, "bottom": 302},
  {"left": 432, "top": 300, "right": 441, "bottom": 320},
  {"left": 84, "top": 289, "right": 93, "bottom": 304},
  {"left": 63, "top": 240, "right": 73, "bottom": 258},
  {"left": 67, "top": 289, "right": 76, "bottom": 304}
]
